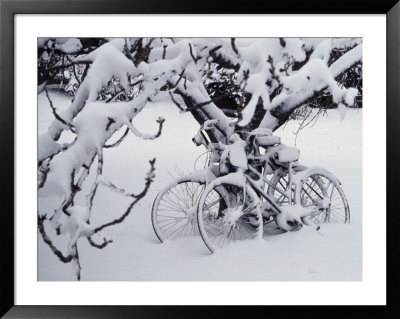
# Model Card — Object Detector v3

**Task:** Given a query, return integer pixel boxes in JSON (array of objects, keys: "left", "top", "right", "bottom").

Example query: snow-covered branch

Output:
[
  {"left": 38, "top": 214, "right": 74, "bottom": 263},
  {"left": 45, "top": 88, "right": 75, "bottom": 132},
  {"left": 38, "top": 158, "right": 157, "bottom": 280},
  {"left": 93, "top": 158, "right": 156, "bottom": 233},
  {"left": 263, "top": 43, "right": 362, "bottom": 129},
  {"left": 329, "top": 43, "right": 363, "bottom": 77},
  {"left": 125, "top": 116, "right": 165, "bottom": 140}
]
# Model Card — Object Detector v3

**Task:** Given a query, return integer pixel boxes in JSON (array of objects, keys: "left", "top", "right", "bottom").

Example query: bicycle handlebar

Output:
[
  {"left": 192, "top": 120, "right": 221, "bottom": 148},
  {"left": 202, "top": 119, "right": 219, "bottom": 130}
]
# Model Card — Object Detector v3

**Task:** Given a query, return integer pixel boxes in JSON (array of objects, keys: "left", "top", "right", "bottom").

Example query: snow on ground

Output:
[{"left": 38, "top": 90, "right": 362, "bottom": 281}]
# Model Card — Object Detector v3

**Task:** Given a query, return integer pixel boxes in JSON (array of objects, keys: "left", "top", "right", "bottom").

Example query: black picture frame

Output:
[{"left": 1, "top": 0, "right": 399, "bottom": 317}]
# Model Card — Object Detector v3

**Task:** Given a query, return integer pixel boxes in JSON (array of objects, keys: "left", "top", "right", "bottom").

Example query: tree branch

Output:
[
  {"left": 125, "top": 117, "right": 165, "bottom": 140},
  {"left": 231, "top": 38, "right": 239, "bottom": 55},
  {"left": 38, "top": 163, "right": 50, "bottom": 189},
  {"left": 239, "top": 43, "right": 363, "bottom": 132},
  {"left": 40, "top": 60, "right": 92, "bottom": 73},
  {"left": 45, "top": 88, "right": 76, "bottom": 133},
  {"left": 269, "top": 45, "right": 362, "bottom": 130},
  {"left": 188, "top": 43, "right": 200, "bottom": 63},
  {"left": 209, "top": 46, "right": 239, "bottom": 72},
  {"left": 104, "top": 127, "right": 130, "bottom": 148},
  {"left": 93, "top": 158, "right": 156, "bottom": 233},
  {"left": 87, "top": 236, "right": 113, "bottom": 249},
  {"left": 38, "top": 214, "right": 73, "bottom": 263},
  {"left": 170, "top": 68, "right": 186, "bottom": 89},
  {"left": 169, "top": 92, "right": 185, "bottom": 111}
]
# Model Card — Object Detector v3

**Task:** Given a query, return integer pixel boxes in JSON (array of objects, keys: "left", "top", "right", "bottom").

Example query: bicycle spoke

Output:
[
  {"left": 199, "top": 183, "right": 261, "bottom": 250},
  {"left": 153, "top": 180, "right": 205, "bottom": 240},
  {"left": 297, "top": 173, "right": 349, "bottom": 225}
]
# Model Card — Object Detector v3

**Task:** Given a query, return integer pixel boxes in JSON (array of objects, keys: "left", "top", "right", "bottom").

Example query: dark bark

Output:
[{"left": 236, "top": 97, "right": 267, "bottom": 132}]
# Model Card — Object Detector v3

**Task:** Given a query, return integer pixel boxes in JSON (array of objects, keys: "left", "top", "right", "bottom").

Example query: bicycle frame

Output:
[
  {"left": 244, "top": 169, "right": 281, "bottom": 215},
  {"left": 194, "top": 121, "right": 322, "bottom": 221}
]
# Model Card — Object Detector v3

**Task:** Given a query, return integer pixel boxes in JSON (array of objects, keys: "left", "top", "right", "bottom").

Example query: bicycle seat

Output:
[
  {"left": 256, "top": 135, "right": 281, "bottom": 147},
  {"left": 274, "top": 146, "right": 300, "bottom": 162}
]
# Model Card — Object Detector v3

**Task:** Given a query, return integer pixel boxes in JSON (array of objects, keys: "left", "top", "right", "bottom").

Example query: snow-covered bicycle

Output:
[
  {"left": 151, "top": 119, "right": 222, "bottom": 242},
  {"left": 151, "top": 120, "right": 350, "bottom": 252}
]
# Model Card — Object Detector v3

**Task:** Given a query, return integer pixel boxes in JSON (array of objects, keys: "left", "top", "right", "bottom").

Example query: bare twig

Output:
[
  {"left": 40, "top": 60, "right": 91, "bottom": 73},
  {"left": 154, "top": 118, "right": 165, "bottom": 138},
  {"left": 144, "top": 38, "right": 155, "bottom": 54},
  {"left": 169, "top": 92, "right": 185, "bottom": 111},
  {"left": 81, "top": 63, "right": 90, "bottom": 82},
  {"left": 231, "top": 38, "right": 239, "bottom": 55},
  {"left": 104, "top": 127, "right": 130, "bottom": 148},
  {"left": 162, "top": 44, "right": 167, "bottom": 59},
  {"left": 49, "top": 153, "right": 96, "bottom": 227},
  {"left": 267, "top": 55, "right": 281, "bottom": 84},
  {"left": 106, "top": 117, "right": 115, "bottom": 130},
  {"left": 93, "top": 158, "right": 156, "bottom": 233},
  {"left": 45, "top": 88, "right": 76, "bottom": 133},
  {"left": 279, "top": 57, "right": 294, "bottom": 76},
  {"left": 188, "top": 43, "right": 200, "bottom": 64},
  {"left": 87, "top": 236, "right": 113, "bottom": 249},
  {"left": 73, "top": 245, "right": 81, "bottom": 281},
  {"left": 125, "top": 116, "right": 165, "bottom": 140},
  {"left": 105, "top": 90, "right": 125, "bottom": 103},
  {"left": 293, "top": 107, "right": 314, "bottom": 145},
  {"left": 170, "top": 68, "right": 186, "bottom": 89},
  {"left": 38, "top": 215, "right": 73, "bottom": 263},
  {"left": 209, "top": 45, "right": 222, "bottom": 55},
  {"left": 38, "top": 164, "right": 50, "bottom": 189},
  {"left": 87, "top": 151, "right": 104, "bottom": 211}
]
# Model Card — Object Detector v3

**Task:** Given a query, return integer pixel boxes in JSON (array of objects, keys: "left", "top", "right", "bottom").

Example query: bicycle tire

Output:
[{"left": 197, "top": 177, "right": 263, "bottom": 253}]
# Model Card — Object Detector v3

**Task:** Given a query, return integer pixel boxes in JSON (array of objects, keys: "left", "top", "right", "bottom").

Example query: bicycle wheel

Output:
[
  {"left": 297, "top": 168, "right": 350, "bottom": 224},
  {"left": 265, "top": 169, "right": 299, "bottom": 233},
  {"left": 267, "top": 167, "right": 350, "bottom": 229},
  {"left": 151, "top": 176, "right": 205, "bottom": 242},
  {"left": 197, "top": 181, "right": 263, "bottom": 253},
  {"left": 267, "top": 165, "right": 308, "bottom": 206},
  {"left": 267, "top": 173, "right": 291, "bottom": 206}
]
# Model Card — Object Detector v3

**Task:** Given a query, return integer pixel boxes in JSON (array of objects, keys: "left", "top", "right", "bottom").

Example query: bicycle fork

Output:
[{"left": 245, "top": 176, "right": 281, "bottom": 215}]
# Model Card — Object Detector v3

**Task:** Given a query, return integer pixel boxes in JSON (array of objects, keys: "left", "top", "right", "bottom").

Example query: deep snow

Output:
[{"left": 38, "top": 90, "right": 362, "bottom": 281}]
